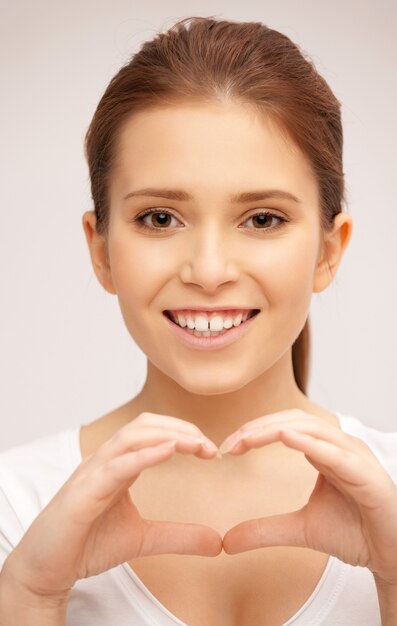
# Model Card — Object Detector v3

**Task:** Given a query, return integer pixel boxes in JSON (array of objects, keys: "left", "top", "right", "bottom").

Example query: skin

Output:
[{"left": 82, "top": 100, "right": 353, "bottom": 451}]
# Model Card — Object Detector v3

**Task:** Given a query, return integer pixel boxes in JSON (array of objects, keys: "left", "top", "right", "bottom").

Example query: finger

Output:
[
  {"left": 71, "top": 441, "right": 179, "bottom": 517},
  {"left": 219, "top": 412, "right": 321, "bottom": 453},
  {"left": 93, "top": 426, "right": 218, "bottom": 466},
  {"left": 96, "top": 438, "right": 222, "bottom": 499},
  {"left": 223, "top": 509, "right": 306, "bottom": 554},
  {"left": 223, "top": 409, "right": 309, "bottom": 437},
  {"left": 220, "top": 419, "right": 373, "bottom": 460},
  {"left": 139, "top": 519, "right": 222, "bottom": 557},
  {"left": 125, "top": 428, "right": 219, "bottom": 458},
  {"left": 130, "top": 412, "right": 208, "bottom": 439},
  {"left": 220, "top": 409, "right": 347, "bottom": 451},
  {"left": 278, "top": 430, "right": 392, "bottom": 508}
]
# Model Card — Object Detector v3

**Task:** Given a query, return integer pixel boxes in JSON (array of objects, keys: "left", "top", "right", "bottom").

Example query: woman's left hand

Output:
[{"left": 220, "top": 409, "right": 397, "bottom": 586}]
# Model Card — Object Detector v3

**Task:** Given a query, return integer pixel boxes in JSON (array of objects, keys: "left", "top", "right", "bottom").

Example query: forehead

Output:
[{"left": 112, "top": 102, "right": 319, "bottom": 207}]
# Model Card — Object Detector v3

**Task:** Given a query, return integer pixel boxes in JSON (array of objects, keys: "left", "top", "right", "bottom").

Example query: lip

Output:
[
  {"left": 163, "top": 306, "right": 257, "bottom": 312},
  {"left": 162, "top": 310, "right": 260, "bottom": 351}
]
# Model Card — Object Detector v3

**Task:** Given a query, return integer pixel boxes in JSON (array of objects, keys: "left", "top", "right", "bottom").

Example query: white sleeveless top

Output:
[{"left": 1, "top": 412, "right": 396, "bottom": 625}]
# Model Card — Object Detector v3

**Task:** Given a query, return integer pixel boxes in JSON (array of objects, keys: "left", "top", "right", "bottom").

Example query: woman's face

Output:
[{"left": 84, "top": 101, "right": 348, "bottom": 395}]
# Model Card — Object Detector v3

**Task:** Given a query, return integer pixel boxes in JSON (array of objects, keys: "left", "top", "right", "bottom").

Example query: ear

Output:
[
  {"left": 313, "top": 212, "right": 353, "bottom": 293},
  {"left": 82, "top": 211, "right": 117, "bottom": 295}
]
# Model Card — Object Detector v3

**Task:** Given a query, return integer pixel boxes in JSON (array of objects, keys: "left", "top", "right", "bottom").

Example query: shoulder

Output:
[
  {"left": 338, "top": 412, "right": 397, "bottom": 484},
  {"left": 0, "top": 428, "right": 81, "bottom": 538}
]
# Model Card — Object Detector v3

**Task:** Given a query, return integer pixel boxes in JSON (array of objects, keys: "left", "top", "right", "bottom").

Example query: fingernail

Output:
[
  {"left": 219, "top": 428, "right": 263, "bottom": 454},
  {"left": 180, "top": 435, "right": 218, "bottom": 452},
  {"left": 219, "top": 438, "right": 240, "bottom": 455}
]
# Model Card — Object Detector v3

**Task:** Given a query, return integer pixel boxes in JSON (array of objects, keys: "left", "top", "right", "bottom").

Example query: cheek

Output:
[
  {"left": 106, "top": 234, "right": 174, "bottom": 349},
  {"left": 252, "top": 228, "right": 318, "bottom": 298},
  {"left": 251, "top": 235, "right": 318, "bottom": 337},
  {"left": 108, "top": 235, "right": 167, "bottom": 304}
]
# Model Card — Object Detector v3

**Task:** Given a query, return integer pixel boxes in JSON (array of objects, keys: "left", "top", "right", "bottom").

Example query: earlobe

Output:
[
  {"left": 81, "top": 211, "right": 117, "bottom": 295},
  {"left": 313, "top": 212, "right": 353, "bottom": 293}
]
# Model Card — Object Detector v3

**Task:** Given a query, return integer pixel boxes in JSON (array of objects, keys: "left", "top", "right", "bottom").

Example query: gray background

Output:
[{"left": 0, "top": 0, "right": 396, "bottom": 451}]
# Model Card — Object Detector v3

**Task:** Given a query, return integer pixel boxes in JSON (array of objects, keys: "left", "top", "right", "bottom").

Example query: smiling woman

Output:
[
  {"left": 83, "top": 17, "right": 350, "bottom": 397},
  {"left": 83, "top": 92, "right": 346, "bottom": 408},
  {"left": 1, "top": 14, "right": 397, "bottom": 626}
]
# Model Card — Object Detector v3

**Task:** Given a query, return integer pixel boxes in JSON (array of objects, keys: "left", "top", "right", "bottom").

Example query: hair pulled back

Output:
[{"left": 84, "top": 16, "right": 346, "bottom": 395}]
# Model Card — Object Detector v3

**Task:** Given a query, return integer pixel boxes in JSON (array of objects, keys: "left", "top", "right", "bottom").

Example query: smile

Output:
[
  {"left": 164, "top": 309, "right": 259, "bottom": 334},
  {"left": 162, "top": 309, "right": 260, "bottom": 351}
]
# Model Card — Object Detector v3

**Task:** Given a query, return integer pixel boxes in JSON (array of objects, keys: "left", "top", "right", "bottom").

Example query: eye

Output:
[
  {"left": 131, "top": 208, "right": 288, "bottom": 233},
  {"left": 133, "top": 209, "right": 182, "bottom": 232},
  {"left": 241, "top": 211, "right": 287, "bottom": 232}
]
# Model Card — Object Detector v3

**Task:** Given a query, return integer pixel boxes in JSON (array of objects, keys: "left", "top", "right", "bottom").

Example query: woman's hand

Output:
[
  {"left": 220, "top": 409, "right": 397, "bottom": 587},
  {"left": 4, "top": 413, "right": 222, "bottom": 597}
]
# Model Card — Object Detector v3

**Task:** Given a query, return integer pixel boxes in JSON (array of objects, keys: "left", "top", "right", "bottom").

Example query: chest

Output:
[
  {"left": 127, "top": 452, "right": 329, "bottom": 626},
  {"left": 127, "top": 548, "right": 330, "bottom": 625}
]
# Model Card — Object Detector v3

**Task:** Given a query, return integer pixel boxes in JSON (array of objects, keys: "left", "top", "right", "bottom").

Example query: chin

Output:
[{"left": 173, "top": 369, "right": 254, "bottom": 396}]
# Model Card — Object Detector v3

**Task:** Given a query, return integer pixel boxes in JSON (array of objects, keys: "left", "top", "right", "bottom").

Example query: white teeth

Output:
[
  {"left": 172, "top": 310, "right": 254, "bottom": 331},
  {"left": 209, "top": 315, "right": 225, "bottom": 332},
  {"left": 194, "top": 314, "right": 212, "bottom": 332},
  {"left": 193, "top": 328, "right": 225, "bottom": 337},
  {"left": 222, "top": 316, "right": 234, "bottom": 329},
  {"left": 186, "top": 316, "right": 195, "bottom": 330},
  {"left": 233, "top": 313, "right": 243, "bottom": 326},
  {"left": 177, "top": 313, "right": 187, "bottom": 327}
]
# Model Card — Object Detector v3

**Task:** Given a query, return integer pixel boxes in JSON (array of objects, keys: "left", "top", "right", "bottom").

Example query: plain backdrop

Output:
[{"left": 0, "top": 0, "right": 396, "bottom": 451}]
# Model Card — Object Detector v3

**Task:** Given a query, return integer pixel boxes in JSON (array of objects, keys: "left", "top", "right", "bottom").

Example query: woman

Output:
[{"left": 1, "top": 16, "right": 396, "bottom": 626}]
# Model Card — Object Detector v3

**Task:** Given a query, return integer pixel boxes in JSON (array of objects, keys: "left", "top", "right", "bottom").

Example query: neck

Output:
[{"left": 132, "top": 350, "right": 313, "bottom": 447}]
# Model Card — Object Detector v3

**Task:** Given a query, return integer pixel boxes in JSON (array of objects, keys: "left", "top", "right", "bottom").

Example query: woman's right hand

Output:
[{"left": 3, "top": 413, "right": 222, "bottom": 598}]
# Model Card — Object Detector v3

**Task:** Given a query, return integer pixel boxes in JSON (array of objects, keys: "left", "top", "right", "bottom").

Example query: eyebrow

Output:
[{"left": 123, "top": 187, "right": 301, "bottom": 204}]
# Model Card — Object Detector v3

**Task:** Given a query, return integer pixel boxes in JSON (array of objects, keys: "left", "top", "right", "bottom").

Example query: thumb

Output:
[
  {"left": 140, "top": 519, "right": 223, "bottom": 557},
  {"left": 223, "top": 509, "right": 306, "bottom": 554}
]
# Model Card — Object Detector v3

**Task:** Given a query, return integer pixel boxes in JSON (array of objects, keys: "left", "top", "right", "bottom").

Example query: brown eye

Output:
[
  {"left": 148, "top": 212, "right": 172, "bottom": 227},
  {"left": 252, "top": 214, "right": 273, "bottom": 228},
  {"left": 243, "top": 211, "right": 287, "bottom": 232},
  {"left": 134, "top": 209, "right": 181, "bottom": 231}
]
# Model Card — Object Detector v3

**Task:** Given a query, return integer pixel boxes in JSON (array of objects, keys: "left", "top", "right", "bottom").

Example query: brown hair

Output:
[{"left": 84, "top": 16, "right": 346, "bottom": 395}]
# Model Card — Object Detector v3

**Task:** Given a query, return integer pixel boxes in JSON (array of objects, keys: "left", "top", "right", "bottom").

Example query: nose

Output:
[{"left": 179, "top": 225, "right": 240, "bottom": 293}]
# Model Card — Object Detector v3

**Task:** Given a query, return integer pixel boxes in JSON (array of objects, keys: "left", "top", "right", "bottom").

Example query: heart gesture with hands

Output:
[
  {"left": 4, "top": 408, "right": 397, "bottom": 603},
  {"left": 219, "top": 409, "right": 397, "bottom": 587}
]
